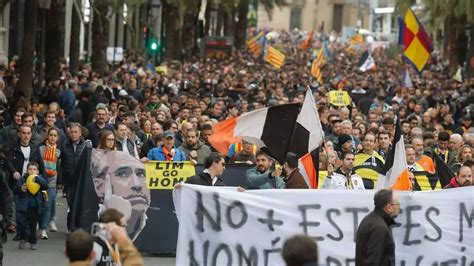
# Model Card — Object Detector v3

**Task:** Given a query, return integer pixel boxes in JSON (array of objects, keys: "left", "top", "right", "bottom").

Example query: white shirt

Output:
[
  {"left": 20, "top": 145, "right": 31, "bottom": 175},
  {"left": 203, "top": 169, "right": 218, "bottom": 186}
]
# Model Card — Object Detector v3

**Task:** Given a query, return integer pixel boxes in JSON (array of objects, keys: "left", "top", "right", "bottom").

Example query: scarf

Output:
[
  {"left": 162, "top": 146, "right": 175, "bottom": 161},
  {"left": 449, "top": 177, "right": 459, "bottom": 188},
  {"left": 43, "top": 141, "right": 58, "bottom": 177}
]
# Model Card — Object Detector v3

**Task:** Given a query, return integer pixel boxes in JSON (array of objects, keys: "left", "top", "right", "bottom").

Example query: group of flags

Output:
[
  {"left": 209, "top": 89, "right": 323, "bottom": 187},
  {"left": 246, "top": 31, "right": 285, "bottom": 69},
  {"left": 208, "top": 87, "right": 420, "bottom": 190}
]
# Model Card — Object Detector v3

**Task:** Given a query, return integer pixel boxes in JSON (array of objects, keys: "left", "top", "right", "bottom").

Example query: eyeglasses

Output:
[
  {"left": 106, "top": 138, "right": 115, "bottom": 141},
  {"left": 390, "top": 203, "right": 400, "bottom": 206}
]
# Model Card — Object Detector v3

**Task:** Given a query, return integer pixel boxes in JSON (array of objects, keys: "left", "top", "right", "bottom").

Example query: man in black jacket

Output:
[
  {"left": 0, "top": 175, "right": 13, "bottom": 266},
  {"left": 5, "top": 125, "right": 45, "bottom": 238},
  {"left": 185, "top": 152, "right": 226, "bottom": 186},
  {"left": 61, "top": 122, "right": 92, "bottom": 230},
  {"left": 355, "top": 189, "right": 400, "bottom": 266}
]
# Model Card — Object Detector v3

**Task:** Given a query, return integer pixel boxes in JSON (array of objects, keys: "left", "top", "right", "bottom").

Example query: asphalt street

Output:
[{"left": 3, "top": 192, "right": 176, "bottom": 266}]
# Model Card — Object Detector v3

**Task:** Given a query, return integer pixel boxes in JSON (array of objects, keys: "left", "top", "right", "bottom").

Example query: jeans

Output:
[
  {"left": 17, "top": 209, "right": 39, "bottom": 244},
  {"left": 40, "top": 188, "right": 56, "bottom": 230}
]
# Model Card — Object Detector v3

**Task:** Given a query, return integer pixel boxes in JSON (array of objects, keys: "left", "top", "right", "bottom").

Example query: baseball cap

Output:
[{"left": 163, "top": 130, "right": 175, "bottom": 139}]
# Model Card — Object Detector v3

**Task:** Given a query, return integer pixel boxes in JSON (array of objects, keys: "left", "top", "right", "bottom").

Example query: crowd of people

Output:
[{"left": 0, "top": 29, "right": 471, "bottom": 265}]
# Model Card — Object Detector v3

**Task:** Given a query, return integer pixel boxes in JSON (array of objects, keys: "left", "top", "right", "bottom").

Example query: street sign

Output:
[{"left": 106, "top": 47, "right": 123, "bottom": 62}]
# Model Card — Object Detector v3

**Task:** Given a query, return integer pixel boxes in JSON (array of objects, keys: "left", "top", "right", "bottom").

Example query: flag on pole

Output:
[
  {"left": 358, "top": 51, "right": 376, "bottom": 72},
  {"left": 300, "top": 30, "right": 314, "bottom": 50},
  {"left": 246, "top": 31, "right": 265, "bottom": 57},
  {"left": 399, "top": 8, "right": 433, "bottom": 73},
  {"left": 311, "top": 48, "right": 325, "bottom": 83},
  {"left": 265, "top": 46, "right": 286, "bottom": 69},
  {"left": 289, "top": 89, "right": 325, "bottom": 188},
  {"left": 403, "top": 69, "right": 413, "bottom": 88},
  {"left": 377, "top": 117, "right": 408, "bottom": 190},
  {"left": 433, "top": 153, "right": 455, "bottom": 187},
  {"left": 209, "top": 89, "right": 324, "bottom": 165}
]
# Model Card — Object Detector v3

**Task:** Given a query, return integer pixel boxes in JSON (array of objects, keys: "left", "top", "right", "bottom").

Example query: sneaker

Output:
[
  {"left": 19, "top": 240, "right": 26, "bottom": 249},
  {"left": 30, "top": 243, "right": 37, "bottom": 250},
  {"left": 40, "top": 230, "right": 48, "bottom": 240},
  {"left": 48, "top": 221, "right": 58, "bottom": 232}
]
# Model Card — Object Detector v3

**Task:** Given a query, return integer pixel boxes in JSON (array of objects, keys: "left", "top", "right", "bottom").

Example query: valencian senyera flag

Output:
[{"left": 399, "top": 8, "right": 433, "bottom": 73}]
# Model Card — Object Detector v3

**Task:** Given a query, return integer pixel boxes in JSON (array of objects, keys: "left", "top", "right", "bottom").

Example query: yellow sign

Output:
[
  {"left": 155, "top": 66, "right": 168, "bottom": 75},
  {"left": 328, "top": 91, "right": 352, "bottom": 107},
  {"left": 145, "top": 161, "right": 196, "bottom": 190}
]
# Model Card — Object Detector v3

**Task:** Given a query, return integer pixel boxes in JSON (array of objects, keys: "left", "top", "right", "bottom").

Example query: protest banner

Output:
[
  {"left": 328, "top": 90, "right": 352, "bottom": 107},
  {"left": 174, "top": 185, "right": 474, "bottom": 265},
  {"left": 145, "top": 161, "right": 196, "bottom": 189}
]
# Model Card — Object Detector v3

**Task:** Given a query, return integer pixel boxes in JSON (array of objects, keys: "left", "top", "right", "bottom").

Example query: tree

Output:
[
  {"left": 45, "top": 0, "right": 64, "bottom": 82},
  {"left": 16, "top": 0, "right": 38, "bottom": 103},
  {"left": 91, "top": 0, "right": 110, "bottom": 76},
  {"left": 69, "top": 0, "right": 82, "bottom": 76}
]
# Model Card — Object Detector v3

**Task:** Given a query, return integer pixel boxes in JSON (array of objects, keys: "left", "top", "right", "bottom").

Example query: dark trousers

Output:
[{"left": 17, "top": 209, "right": 39, "bottom": 244}]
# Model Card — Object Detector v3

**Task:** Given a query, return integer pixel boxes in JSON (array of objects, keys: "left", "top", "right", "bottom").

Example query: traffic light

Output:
[{"left": 150, "top": 41, "right": 158, "bottom": 51}]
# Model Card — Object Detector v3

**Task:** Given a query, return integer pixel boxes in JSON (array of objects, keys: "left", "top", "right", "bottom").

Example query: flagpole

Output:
[{"left": 306, "top": 86, "right": 333, "bottom": 175}]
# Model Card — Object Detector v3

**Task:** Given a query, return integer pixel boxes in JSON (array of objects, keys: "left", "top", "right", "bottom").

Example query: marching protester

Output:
[
  {"left": 38, "top": 127, "right": 61, "bottom": 239},
  {"left": 282, "top": 152, "right": 308, "bottom": 189},
  {"left": 0, "top": 173, "right": 13, "bottom": 265},
  {"left": 61, "top": 123, "right": 92, "bottom": 230},
  {"left": 282, "top": 235, "right": 318, "bottom": 266},
  {"left": 245, "top": 150, "right": 285, "bottom": 189},
  {"left": 66, "top": 225, "right": 143, "bottom": 266},
  {"left": 322, "top": 151, "right": 365, "bottom": 190},
  {"left": 443, "top": 165, "right": 472, "bottom": 188},
  {"left": 5, "top": 124, "right": 45, "bottom": 240},
  {"left": 147, "top": 130, "right": 186, "bottom": 161},
  {"left": 97, "top": 130, "right": 116, "bottom": 151},
  {"left": 15, "top": 162, "right": 48, "bottom": 250},
  {"left": 0, "top": 6, "right": 472, "bottom": 262},
  {"left": 356, "top": 189, "right": 400, "bottom": 266},
  {"left": 178, "top": 128, "right": 212, "bottom": 164},
  {"left": 185, "top": 152, "right": 226, "bottom": 186}
]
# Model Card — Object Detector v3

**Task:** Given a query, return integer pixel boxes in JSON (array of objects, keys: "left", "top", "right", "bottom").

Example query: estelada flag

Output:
[{"left": 399, "top": 8, "right": 433, "bottom": 73}]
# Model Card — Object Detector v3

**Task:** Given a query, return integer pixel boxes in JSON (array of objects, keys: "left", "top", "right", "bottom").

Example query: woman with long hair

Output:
[
  {"left": 97, "top": 130, "right": 116, "bottom": 151},
  {"left": 451, "top": 145, "right": 473, "bottom": 174},
  {"left": 38, "top": 127, "right": 61, "bottom": 239}
]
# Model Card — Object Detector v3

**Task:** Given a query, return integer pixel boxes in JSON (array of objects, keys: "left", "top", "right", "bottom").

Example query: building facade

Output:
[{"left": 257, "top": 0, "right": 370, "bottom": 33}]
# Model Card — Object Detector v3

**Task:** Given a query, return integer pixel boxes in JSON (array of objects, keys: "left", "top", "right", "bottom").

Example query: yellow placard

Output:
[
  {"left": 145, "top": 161, "right": 196, "bottom": 190},
  {"left": 328, "top": 90, "right": 352, "bottom": 107},
  {"left": 155, "top": 66, "right": 168, "bottom": 75}
]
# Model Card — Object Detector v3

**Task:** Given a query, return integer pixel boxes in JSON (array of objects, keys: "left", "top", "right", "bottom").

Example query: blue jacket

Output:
[
  {"left": 15, "top": 174, "right": 49, "bottom": 213},
  {"left": 147, "top": 146, "right": 186, "bottom": 161}
]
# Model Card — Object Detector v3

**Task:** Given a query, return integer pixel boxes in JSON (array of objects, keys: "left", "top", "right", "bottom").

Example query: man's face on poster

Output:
[{"left": 92, "top": 151, "right": 151, "bottom": 214}]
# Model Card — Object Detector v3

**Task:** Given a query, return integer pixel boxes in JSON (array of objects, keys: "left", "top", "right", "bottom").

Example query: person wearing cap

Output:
[
  {"left": 146, "top": 130, "right": 186, "bottom": 161},
  {"left": 282, "top": 152, "right": 308, "bottom": 189}
]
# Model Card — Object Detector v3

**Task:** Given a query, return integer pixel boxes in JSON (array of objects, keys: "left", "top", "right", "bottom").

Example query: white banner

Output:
[{"left": 173, "top": 186, "right": 474, "bottom": 266}]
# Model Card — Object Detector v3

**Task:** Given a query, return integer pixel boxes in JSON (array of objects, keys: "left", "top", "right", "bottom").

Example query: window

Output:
[{"left": 290, "top": 8, "right": 302, "bottom": 30}]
